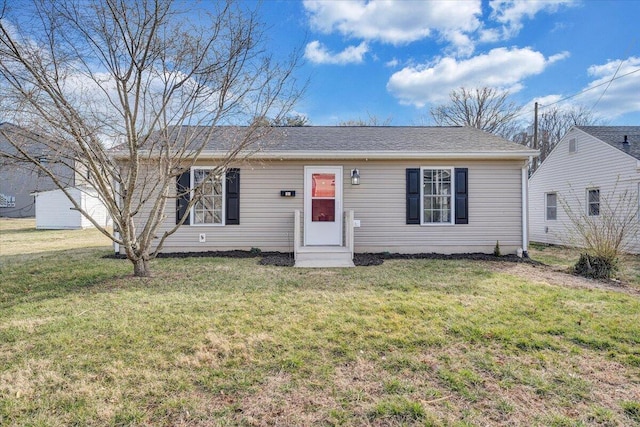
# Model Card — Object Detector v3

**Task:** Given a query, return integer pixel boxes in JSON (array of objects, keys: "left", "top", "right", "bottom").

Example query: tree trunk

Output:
[{"left": 133, "top": 257, "right": 151, "bottom": 277}]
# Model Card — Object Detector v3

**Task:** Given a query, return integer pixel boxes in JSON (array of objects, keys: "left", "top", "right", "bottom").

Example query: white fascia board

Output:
[
  {"left": 200, "top": 149, "right": 540, "bottom": 160},
  {"left": 114, "top": 149, "right": 540, "bottom": 161}
]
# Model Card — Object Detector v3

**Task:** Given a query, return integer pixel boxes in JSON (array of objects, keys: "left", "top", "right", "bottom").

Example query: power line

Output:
[
  {"left": 590, "top": 39, "right": 635, "bottom": 114},
  {"left": 513, "top": 66, "right": 640, "bottom": 120},
  {"left": 590, "top": 59, "right": 625, "bottom": 113}
]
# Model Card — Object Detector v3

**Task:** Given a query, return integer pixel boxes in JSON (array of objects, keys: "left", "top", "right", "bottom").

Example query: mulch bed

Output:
[
  {"left": 106, "top": 250, "right": 538, "bottom": 267},
  {"left": 352, "top": 252, "right": 535, "bottom": 266}
]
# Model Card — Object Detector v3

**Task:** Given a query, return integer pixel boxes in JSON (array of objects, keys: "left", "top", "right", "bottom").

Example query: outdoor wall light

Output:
[{"left": 351, "top": 168, "right": 360, "bottom": 185}]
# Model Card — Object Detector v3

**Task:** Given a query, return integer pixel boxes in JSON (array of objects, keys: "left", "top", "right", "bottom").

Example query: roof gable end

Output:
[{"left": 576, "top": 126, "right": 640, "bottom": 161}]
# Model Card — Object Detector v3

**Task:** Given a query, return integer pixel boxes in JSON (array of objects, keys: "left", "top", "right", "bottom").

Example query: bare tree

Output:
[
  {"left": 430, "top": 87, "right": 521, "bottom": 139},
  {"left": 271, "top": 114, "right": 310, "bottom": 126},
  {"left": 337, "top": 112, "right": 392, "bottom": 126},
  {"left": 526, "top": 106, "right": 603, "bottom": 172},
  {"left": 0, "top": 0, "right": 302, "bottom": 276}
]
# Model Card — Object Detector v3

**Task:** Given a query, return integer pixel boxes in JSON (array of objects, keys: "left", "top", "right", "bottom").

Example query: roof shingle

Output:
[
  {"left": 156, "top": 126, "right": 536, "bottom": 158},
  {"left": 259, "top": 126, "right": 529, "bottom": 152},
  {"left": 115, "top": 126, "right": 537, "bottom": 160}
]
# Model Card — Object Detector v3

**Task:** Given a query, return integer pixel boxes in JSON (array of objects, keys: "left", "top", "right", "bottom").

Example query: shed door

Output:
[{"left": 304, "top": 166, "right": 342, "bottom": 246}]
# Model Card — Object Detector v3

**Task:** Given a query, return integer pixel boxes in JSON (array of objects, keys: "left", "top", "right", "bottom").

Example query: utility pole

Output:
[{"left": 533, "top": 102, "right": 538, "bottom": 150}]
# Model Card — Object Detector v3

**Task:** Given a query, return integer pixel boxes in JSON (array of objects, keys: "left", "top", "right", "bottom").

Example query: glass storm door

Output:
[{"left": 304, "top": 166, "right": 342, "bottom": 246}]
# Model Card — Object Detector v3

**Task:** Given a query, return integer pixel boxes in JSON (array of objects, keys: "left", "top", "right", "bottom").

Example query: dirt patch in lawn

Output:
[{"left": 487, "top": 261, "right": 640, "bottom": 297}]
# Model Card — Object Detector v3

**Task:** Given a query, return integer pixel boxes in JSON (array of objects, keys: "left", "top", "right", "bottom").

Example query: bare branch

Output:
[{"left": 430, "top": 87, "right": 521, "bottom": 139}]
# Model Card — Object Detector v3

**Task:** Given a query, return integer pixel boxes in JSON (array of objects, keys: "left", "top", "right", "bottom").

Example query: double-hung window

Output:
[
  {"left": 192, "top": 168, "right": 224, "bottom": 225},
  {"left": 422, "top": 167, "right": 453, "bottom": 224},
  {"left": 545, "top": 192, "right": 557, "bottom": 220},
  {"left": 587, "top": 188, "right": 600, "bottom": 216}
]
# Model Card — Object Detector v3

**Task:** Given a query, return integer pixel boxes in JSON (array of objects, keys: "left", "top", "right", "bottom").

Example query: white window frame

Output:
[
  {"left": 545, "top": 192, "right": 557, "bottom": 221},
  {"left": 420, "top": 166, "right": 455, "bottom": 226},
  {"left": 190, "top": 167, "right": 226, "bottom": 226},
  {"left": 587, "top": 188, "right": 600, "bottom": 217}
]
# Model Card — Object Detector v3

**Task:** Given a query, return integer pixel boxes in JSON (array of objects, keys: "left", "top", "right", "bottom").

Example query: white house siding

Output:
[
  {"left": 149, "top": 158, "right": 525, "bottom": 255},
  {"left": 529, "top": 128, "right": 640, "bottom": 254}
]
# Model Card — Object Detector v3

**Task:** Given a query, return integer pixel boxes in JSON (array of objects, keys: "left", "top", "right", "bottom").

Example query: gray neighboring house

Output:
[
  {"left": 114, "top": 126, "right": 538, "bottom": 266},
  {"left": 529, "top": 126, "right": 640, "bottom": 254},
  {"left": 0, "top": 123, "right": 75, "bottom": 218}
]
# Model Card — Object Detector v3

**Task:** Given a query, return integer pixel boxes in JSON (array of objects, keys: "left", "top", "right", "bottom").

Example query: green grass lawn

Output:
[{"left": 1, "top": 219, "right": 639, "bottom": 426}]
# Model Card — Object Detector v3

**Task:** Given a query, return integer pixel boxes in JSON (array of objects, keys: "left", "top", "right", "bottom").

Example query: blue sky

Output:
[{"left": 259, "top": 0, "right": 640, "bottom": 127}]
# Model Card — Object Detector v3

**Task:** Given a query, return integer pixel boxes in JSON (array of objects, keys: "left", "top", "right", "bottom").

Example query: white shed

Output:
[{"left": 33, "top": 187, "right": 111, "bottom": 230}]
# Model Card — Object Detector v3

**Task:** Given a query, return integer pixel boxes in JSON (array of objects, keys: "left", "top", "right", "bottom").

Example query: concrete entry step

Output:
[{"left": 294, "top": 246, "right": 354, "bottom": 268}]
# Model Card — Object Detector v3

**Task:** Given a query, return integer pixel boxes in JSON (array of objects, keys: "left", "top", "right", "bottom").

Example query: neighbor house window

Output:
[
  {"left": 422, "top": 167, "right": 453, "bottom": 224},
  {"left": 0, "top": 193, "right": 15, "bottom": 208},
  {"left": 192, "top": 168, "right": 224, "bottom": 225},
  {"left": 587, "top": 188, "right": 600, "bottom": 216},
  {"left": 568, "top": 138, "right": 577, "bottom": 153},
  {"left": 546, "top": 192, "right": 557, "bottom": 220}
]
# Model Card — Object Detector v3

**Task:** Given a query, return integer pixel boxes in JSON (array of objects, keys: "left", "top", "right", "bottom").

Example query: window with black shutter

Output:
[
  {"left": 406, "top": 168, "right": 420, "bottom": 224},
  {"left": 176, "top": 171, "right": 190, "bottom": 225},
  {"left": 225, "top": 168, "right": 240, "bottom": 225},
  {"left": 454, "top": 168, "right": 468, "bottom": 224},
  {"left": 406, "top": 167, "right": 468, "bottom": 225},
  {"left": 176, "top": 168, "right": 240, "bottom": 225}
]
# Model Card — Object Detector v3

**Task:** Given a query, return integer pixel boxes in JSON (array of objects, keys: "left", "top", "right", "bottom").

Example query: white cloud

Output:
[
  {"left": 386, "top": 47, "right": 567, "bottom": 107},
  {"left": 489, "top": 0, "right": 575, "bottom": 39},
  {"left": 548, "top": 51, "right": 571, "bottom": 64},
  {"left": 303, "top": 0, "right": 481, "bottom": 52},
  {"left": 577, "top": 57, "right": 640, "bottom": 119},
  {"left": 302, "top": 1, "right": 576, "bottom": 65},
  {"left": 385, "top": 58, "right": 399, "bottom": 68},
  {"left": 532, "top": 94, "right": 563, "bottom": 107},
  {"left": 442, "top": 30, "right": 476, "bottom": 57},
  {"left": 304, "top": 40, "right": 368, "bottom": 65}
]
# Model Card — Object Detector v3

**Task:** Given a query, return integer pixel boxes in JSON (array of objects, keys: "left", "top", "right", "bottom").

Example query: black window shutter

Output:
[
  {"left": 406, "top": 168, "right": 420, "bottom": 224},
  {"left": 176, "top": 171, "right": 191, "bottom": 225},
  {"left": 225, "top": 168, "right": 240, "bottom": 225},
  {"left": 454, "top": 168, "right": 468, "bottom": 225}
]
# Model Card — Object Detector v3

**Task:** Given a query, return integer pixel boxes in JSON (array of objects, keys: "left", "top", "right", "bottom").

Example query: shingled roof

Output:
[
  {"left": 256, "top": 126, "right": 529, "bottom": 152},
  {"left": 135, "top": 126, "right": 537, "bottom": 160},
  {"left": 576, "top": 126, "right": 640, "bottom": 161}
]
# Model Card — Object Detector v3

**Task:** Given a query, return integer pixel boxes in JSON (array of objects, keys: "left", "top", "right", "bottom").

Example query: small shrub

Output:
[
  {"left": 574, "top": 253, "right": 616, "bottom": 279},
  {"left": 561, "top": 182, "right": 638, "bottom": 278},
  {"left": 249, "top": 247, "right": 262, "bottom": 255},
  {"left": 493, "top": 241, "right": 501, "bottom": 257}
]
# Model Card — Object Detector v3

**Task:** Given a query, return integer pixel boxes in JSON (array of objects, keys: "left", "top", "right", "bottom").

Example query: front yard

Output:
[{"left": 1, "top": 219, "right": 639, "bottom": 426}]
